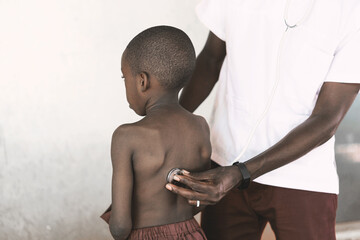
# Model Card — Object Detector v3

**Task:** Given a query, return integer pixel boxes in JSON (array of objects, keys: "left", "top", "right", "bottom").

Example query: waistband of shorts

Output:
[{"left": 129, "top": 218, "right": 201, "bottom": 239}]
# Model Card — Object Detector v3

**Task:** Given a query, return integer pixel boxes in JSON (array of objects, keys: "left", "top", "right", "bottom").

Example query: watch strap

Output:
[{"left": 233, "top": 161, "right": 251, "bottom": 189}]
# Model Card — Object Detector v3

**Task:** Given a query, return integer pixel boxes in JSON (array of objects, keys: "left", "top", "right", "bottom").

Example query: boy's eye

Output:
[{"left": 121, "top": 75, "right": 125, "bottom": 79}]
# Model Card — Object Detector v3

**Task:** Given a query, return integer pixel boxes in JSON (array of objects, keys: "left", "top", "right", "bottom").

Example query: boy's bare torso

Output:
[{"left": 120, "top": 105, "right": 211, "bottom": 228}]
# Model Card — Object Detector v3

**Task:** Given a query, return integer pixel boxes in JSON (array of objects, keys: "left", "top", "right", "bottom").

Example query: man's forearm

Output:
[
  {"left": 245, "top": 114, "right": 337, "bottom": 180},
  {"left": 179, "top": 50, "right": 223, "bottom": 112},
  {"left": 245, "top": 82, "right": 360, "bottom": 180},
  {"left": 180, "top": 32, "right": 226, "bottom": 112}
]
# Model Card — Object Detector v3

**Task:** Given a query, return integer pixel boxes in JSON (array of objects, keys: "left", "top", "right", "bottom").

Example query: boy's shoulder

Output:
[
  {"left": 192, "top": 113, "right": 210, "bottom": 134},
  {"left": 111, "top": 121, "right": 153, "bottom": 147},
  {"left": 112, "top": 122, "right": 143, "bottom": 142},
  {"left": 110, "top": 123, "right": 148, "bottom": 162},
  {"left": 173, "top": 109, "right": 210, "bottom": 136}
]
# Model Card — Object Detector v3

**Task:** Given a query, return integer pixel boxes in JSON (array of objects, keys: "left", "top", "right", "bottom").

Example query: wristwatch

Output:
[{"left": 232, "top": 161, "right": 251, "bottom": 189}]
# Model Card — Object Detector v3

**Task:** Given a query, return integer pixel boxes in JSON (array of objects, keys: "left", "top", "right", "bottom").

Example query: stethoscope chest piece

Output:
[{"left": 166, "top": 168, "right": 182, "bottom": 183}]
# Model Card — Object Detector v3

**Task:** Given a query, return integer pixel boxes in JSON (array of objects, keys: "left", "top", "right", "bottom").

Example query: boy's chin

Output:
[
  {"left": 137, "top": 112, "right": 146, "bottom": 116},
  {"left": 132, "top": 108, "right": 146, "bottom": 116}
]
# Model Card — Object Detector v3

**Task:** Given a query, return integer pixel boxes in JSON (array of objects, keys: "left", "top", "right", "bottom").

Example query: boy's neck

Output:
[{"left": 145, "top": 90, "right": 180, "bottom": 115}]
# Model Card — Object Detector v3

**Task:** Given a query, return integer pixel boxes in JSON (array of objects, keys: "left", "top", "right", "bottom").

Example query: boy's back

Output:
[
  {"left": 118, "top": 105, "right": 210, "bottom": 228},
  {"left": 107, "top": 25, "right": 209, "bottom": 239}
]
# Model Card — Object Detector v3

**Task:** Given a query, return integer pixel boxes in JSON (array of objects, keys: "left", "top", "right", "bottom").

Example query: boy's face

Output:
[{"left": 121, "top": 53, "right": 147, "bottom": 116}]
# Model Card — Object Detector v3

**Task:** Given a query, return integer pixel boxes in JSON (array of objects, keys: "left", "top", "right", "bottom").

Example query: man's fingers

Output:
[
  {"left": 174, "top": 174, "right": 213, "bottom": 193},
  {"left": 165, "top": 183, "right": 209, "bottom": 201},
  {"left": 181, "top": 167, "right": 220, "bottom": 181}
]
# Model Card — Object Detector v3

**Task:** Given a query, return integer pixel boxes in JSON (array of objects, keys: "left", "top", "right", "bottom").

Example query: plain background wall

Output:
[
  {"left": 0, "top": 1, "right": 212, "bottom": 239},
  {"left": 1, "top": 1, "right": 359, "bottom": 240}
]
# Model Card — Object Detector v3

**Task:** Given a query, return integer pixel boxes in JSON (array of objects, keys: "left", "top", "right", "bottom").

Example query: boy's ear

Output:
[{"left": 137, "top": 72, "right": 150, "bottom": 92}]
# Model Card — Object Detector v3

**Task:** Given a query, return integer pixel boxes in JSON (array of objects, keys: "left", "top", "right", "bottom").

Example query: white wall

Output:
[{"left": 0, "top": 1, "right": 213, "bottom": 239}]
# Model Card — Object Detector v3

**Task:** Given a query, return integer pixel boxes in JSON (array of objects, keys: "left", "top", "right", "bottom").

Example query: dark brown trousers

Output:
[{"left": 201, "top": 181, "right": 337, "bottom": 240}]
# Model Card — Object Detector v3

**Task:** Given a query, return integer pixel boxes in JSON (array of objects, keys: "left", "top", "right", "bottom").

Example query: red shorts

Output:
[
  {"left": 128, "top": 218, "right": 207, "bottom": 240},
  {"left": 201, "top": 182, "right": 337, "bottom": 240}
]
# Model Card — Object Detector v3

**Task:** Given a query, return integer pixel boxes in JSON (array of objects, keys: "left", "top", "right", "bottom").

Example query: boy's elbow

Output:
[{"left": 109, "top": 220, "right": 132, "bottom": 240}]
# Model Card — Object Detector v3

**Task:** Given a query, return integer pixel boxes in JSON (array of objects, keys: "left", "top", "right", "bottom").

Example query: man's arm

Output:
[
  {"left": 179, "top": 31, "right": 226, "bottom": 112},
  {"left": 167, "top": 82, "right": 360, "bottom": 205},
  {"left": 246, "top": 82, "right": 360, "bottom": 179},
  {"left": 109, "top": 126, "right": 133, "bottom": 240}
]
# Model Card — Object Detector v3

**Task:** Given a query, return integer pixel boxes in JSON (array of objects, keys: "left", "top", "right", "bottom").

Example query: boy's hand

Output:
[
  {"left": 165, "top": 165, "right": 242, "bottom": 206},
  {"left": 100, "top": 204, "right": 112, "bottom": 224}
]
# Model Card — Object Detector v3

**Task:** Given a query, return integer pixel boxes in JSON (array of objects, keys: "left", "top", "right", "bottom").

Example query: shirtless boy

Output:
[{"left": 105, "top": 26, "right": 211, "bottom": 240}]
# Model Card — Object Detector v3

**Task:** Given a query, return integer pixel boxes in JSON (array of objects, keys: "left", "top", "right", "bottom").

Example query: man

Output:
[{"left": 165, "top": 0, "right": 360, "bottom": 239}]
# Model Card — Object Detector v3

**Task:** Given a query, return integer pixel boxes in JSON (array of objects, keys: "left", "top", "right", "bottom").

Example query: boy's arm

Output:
[{"left": 109, "top": 126, "right": 134, "bottom": 240}]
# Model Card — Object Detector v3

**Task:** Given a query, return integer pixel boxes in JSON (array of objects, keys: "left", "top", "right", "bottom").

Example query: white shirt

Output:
[{"left": 197, "top": 0, "right": 360, "bottom": 194}]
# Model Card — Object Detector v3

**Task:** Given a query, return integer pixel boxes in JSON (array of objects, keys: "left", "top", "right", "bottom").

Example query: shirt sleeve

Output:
[
  {"left": 196, "top": 0, "right": 227, "bottom": 41},
  {"left": 325, "top": 2, "right": 360, "bottom": 84},
  {"left": 325, "top": 28, "right": 360, "bottom": 84}
]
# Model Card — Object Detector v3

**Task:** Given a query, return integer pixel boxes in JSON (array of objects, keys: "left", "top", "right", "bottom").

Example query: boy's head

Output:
[
  {"left": 121, "top": 26, "right": 195, "bottom": 115},
  {"left": 124, "top": 25, "right": 196, "bottom": 90}
]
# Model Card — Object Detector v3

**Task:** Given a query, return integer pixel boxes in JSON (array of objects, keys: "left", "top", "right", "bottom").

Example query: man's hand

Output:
[
  {"left": 168, "top": 82, "right": 359, "bottom": 207},
  {"left": 165, "top": 165, "right": 242, "bottom": 206}
]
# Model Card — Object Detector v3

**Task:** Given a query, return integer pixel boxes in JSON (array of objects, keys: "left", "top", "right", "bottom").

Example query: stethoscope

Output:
[
  {"left": 232, "top": 0, "right": 316, "bottom": 163},
  {"left": 167, "top": 0, "right": 316, "bottom": 183},
  {"left": 284, "top": 0, "right": 316, "bottom": 31}
]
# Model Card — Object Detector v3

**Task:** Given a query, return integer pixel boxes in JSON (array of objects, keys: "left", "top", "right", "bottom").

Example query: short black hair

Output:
[{"left": 124, "top": 26, "right": 196, "bottom": 90}]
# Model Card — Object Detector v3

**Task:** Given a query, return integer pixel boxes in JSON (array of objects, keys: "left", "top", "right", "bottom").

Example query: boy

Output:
[{"left": 102, "top": 26, "right": 211, "bottom": 240}]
